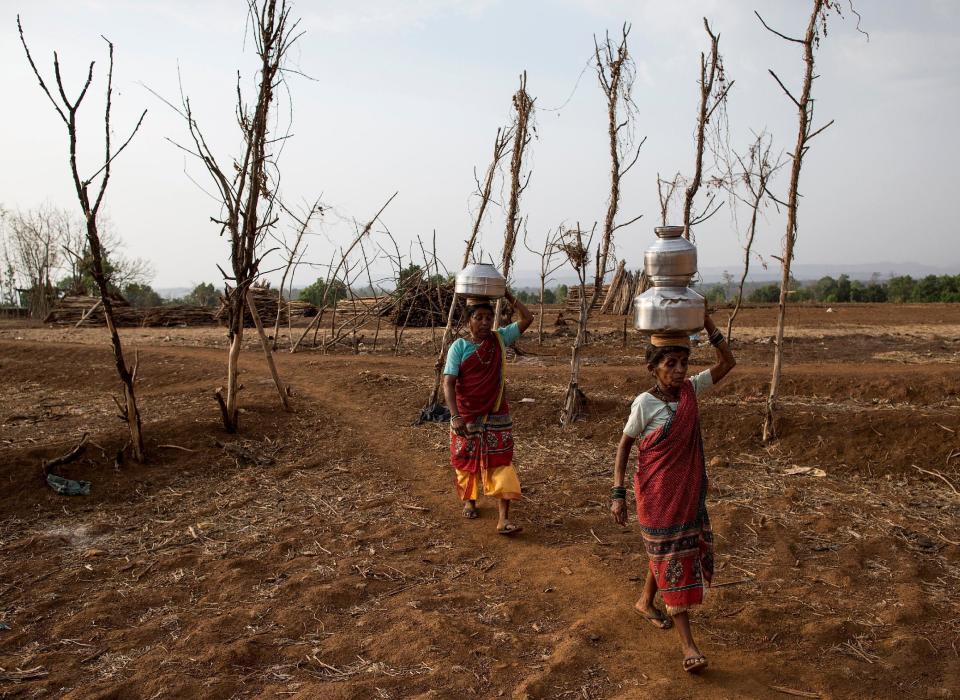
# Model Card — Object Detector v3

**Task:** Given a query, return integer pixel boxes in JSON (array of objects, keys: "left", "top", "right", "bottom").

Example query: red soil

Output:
[{"left": 0, "top": 303, "right": 958, "bottom": 699}]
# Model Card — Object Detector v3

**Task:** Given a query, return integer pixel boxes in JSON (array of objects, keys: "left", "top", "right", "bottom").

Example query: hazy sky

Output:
[{"left": 3, "top": 0, "right": 958, "bottom": 289}]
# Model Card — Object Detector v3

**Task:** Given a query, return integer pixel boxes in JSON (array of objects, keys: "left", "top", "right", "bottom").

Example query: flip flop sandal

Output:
[
  {"left": 683, "top": 656, "right": 708, "bottom": 674},
  {"left": 633, "top": 606, "right": 673, "bottom": 629},
  {"left": 497, "top": 523, "right": 523, "bottom": 536},
  {"left": 462, "top": 506, "right": 479, "bottom": 519}
]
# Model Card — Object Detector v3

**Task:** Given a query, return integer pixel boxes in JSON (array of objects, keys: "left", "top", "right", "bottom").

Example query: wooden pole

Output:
[
  {"left": 246, "top": 288, "right": 290, "bottom": 411},
  {"left": 74, "top": 298, "right": 102, "bottom": 328}
]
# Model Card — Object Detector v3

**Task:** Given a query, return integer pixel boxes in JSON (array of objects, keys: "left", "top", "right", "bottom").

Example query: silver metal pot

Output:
[
  {"left": 644, "top": 225, "right": 697, "bottom": 285},
  {"left": 455, "top": 263, "right": 506, "bottom": 299},
  {"left": 634, "top": 286, "right": 705, "bottom": 332}
]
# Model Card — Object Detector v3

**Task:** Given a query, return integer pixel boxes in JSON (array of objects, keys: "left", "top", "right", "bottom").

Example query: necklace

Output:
[
  {"left": 471, "top": 336, "right": 497, "bottom": 366},
  {"left": 650, "top": 384, "right": 679, "bottom": 404}
]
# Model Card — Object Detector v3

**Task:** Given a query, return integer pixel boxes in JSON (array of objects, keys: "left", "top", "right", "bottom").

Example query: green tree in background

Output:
[
  {"left": 123, "top": 282, "right": 162, "bottom": 308},
  {"left": 748, "top": 283, "right": 780, "bottom": 303},
  {"left": 813, "top": 275, "right": 837, "bottom": 302},
  {"left": 835, "top": 274, "right": 851, "bottom": 303},
  {"left": 703, "top": 284, "right": 727, "bottom": 304},
  {"left": 185, "top": 282, "right": 218, "bottom": 307},
  {"left": 886, "top": 276, "right": 914, "bottom": 303},
  {"left": 299, "top": 278, "right": 347, "bottom": 306}
]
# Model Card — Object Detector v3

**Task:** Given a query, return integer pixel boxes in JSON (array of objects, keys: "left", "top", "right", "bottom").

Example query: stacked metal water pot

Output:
[
  {"left": 455, "top": 262, "right": 506, "bottom": 302},
  {"left": 633, "top": 225, "right": 705, "bottom": 335}
]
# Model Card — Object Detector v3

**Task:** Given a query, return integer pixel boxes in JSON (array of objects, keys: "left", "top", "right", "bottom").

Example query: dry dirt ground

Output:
[{"left": 1, "top": 303, "right": 958, "bottom": 699}]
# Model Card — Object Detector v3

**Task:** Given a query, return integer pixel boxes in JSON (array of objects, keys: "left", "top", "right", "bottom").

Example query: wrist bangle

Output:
[{"left": 610, "top": 486, "right": 627, "bottom": 500}]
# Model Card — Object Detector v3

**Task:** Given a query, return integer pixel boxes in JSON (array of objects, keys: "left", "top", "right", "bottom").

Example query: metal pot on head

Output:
[
  {"left": 644, "top": 225, "right": 697, "bottom": 286},
  {"left": 455, "top": 263, "right": 506, "bottom": 300},
  {"left": 633, "top": 286, "right": 705, "bottom": 333}
]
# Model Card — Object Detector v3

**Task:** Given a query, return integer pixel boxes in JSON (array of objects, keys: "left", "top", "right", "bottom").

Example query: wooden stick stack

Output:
[{"left": 598, "top": 265, "right": 645, "bottom": 316}]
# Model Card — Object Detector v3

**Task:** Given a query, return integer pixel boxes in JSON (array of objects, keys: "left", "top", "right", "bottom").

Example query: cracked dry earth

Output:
[{"left": 0, "top": 303, "right": 959, "bottom": 699}]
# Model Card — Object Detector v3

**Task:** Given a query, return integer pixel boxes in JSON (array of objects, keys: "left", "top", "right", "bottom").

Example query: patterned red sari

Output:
[
  {"left": 449, "top": 332, "right": 513, "bottom": 475},
  {"left": 634, "top": 380, "right": 714, "bottom": 614}
]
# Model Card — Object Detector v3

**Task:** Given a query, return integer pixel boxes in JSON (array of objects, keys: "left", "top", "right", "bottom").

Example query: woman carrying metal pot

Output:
[
  {"left": 610, "top": 308, "right": 735, "bottom": 673},
  {"left": 443, "top": 289, "right": 533, "bottom": 535}
]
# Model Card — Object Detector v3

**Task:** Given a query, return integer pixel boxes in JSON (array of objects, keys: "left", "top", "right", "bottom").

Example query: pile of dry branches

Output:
[
  {"left": 388, "top": 272, "right": 456, "bottom": 328},
  {"left": 45, "top": 296, "right": 219, "bottom": 328},
  {"left": 564, "top": 284, "right": 608, "bottom": 312},
  {"left": 214, "top": 286, "right": 315, "bottom": 328},
  {"left": 334, "top": 297, "right": 381, "bottom": 317},
  {"left": 598, "top": 261, "right": 644, "bottom": 315},
  {"left": 44, "top": 295, "right": 128, "bottom": 325}
]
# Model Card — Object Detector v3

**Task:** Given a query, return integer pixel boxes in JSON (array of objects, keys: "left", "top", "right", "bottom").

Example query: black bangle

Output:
[
  {"left": 611, "top": 486, "right": 626, "bottom": 500},
  {"left": 709, "top": 331, "right": 725, "bottom": 347}
]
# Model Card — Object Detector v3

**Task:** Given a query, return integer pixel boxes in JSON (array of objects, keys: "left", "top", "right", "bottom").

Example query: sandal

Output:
[
  {"left": 497, "top": 523, "right": 523, "bottom": 536},
  {"left": 462, "top": 505, "right": 479, "bottom": 519},
  {"left": 633, "top": 605, "right": 673, "bottom": 630},
  {"left": 683, "top": 655, "right": 708, "bottom": 674}
]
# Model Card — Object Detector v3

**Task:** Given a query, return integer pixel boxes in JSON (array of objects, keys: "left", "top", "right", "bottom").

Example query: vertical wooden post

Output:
[{"left": 246, "top": 289, "right": 290, "bottom": 411}]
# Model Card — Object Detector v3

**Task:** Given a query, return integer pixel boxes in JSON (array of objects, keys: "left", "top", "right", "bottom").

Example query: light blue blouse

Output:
[{"left": 443, "top": 323, "right": 521, "bottom": 376}]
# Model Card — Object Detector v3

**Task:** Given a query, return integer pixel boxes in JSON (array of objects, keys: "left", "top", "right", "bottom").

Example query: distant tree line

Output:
[
  {"left": 1, "top": 204, "right": 154, "bottom": 316},
  {"left": 701, "top": 273, "right": 960, "bottom": 305},
  {"left": 514, "top": 285, "right": 569, "bottom": 305}
]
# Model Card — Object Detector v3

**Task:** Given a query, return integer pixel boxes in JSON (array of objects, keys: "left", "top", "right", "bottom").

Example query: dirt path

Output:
[{"left": 1, "top": 312, "right": 958, "bottom": 698}]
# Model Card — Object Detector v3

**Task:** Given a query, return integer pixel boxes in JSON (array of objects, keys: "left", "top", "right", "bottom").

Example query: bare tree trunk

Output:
[
  {"left": 562, "top": 278, "right": 589, "bottom": 426},
  {"left": 247, "top": 288, "right": 290, "bottom": 411},
  {"left": 726, "top": 201, "right": 759, "bottom": 343},
  {"left": 758, "top": 0, "right": 836, "bottom": 442},
  {"left": 426, "top": 127, "right": 513, "bottom": 409},
  {"left": 163, "top": 1, "right": 305, "bottom": 431},
  {"left": 682, "top": 19, "right": 724, "bottom": 239},
  {"left": 272, "top": 198, "right": 321, "bottom": 349},
  {"left": 726, "top": 133, "right": 781, "bottom": 342},
  {"left": 523, "top": 225, "right": 563, "bottom": 348},
  {"left": 561, "top": 223, "right": 596, "bottom": 427},
  {"left": 18, "top": 17, "right": 148, "bottom": 460},
  {"left": 657, "top": 172, "right": 683, "bottom": 226},
  {"left": 495, "top": 73, "right": 534, "bottom": 329},
  {"left": 592, "top": 25, "right": 644, "bottom": 305},
  {"left": 216, "top": 328, "right": 244, "bottom": 432},
  {"left": 537, "top": 275, "right": 546, "bottom": 345}
]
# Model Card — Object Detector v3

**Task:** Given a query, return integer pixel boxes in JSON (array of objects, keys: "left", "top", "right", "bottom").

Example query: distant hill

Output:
[
  {"left": 697, "top": 262, "right": 957, "bottom": 283},
  {"left": 507, "top": 261, "right": 957, "bottom": 288},
  {"left": 156, "top": 287, "right": 192, "bottom": 300}
]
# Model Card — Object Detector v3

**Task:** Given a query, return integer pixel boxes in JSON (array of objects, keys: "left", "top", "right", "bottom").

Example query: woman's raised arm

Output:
[
  {"left": 704, "top": 312, "right": 736, "bottom": 384},
  {"left": 504, "top": 288, "right": 534, "bottom": 333}
]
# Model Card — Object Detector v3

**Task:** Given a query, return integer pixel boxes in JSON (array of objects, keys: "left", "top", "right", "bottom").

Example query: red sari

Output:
[
  {"left": 634, "top": 380, "right": 714, "bottom": 614},
  {"left": 448, "top": 332, "right": 520, "bottom": 502}
]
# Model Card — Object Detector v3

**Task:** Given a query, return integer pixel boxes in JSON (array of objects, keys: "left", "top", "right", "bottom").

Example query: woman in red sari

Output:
[
  {"left": 443, "top": 289, "right": 532, "bottom": 535},
  {"left": 610, "top": 309, "right": 735, "bottom": 673}
]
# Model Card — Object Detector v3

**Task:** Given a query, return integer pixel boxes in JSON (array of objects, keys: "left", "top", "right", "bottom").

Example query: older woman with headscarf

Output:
[{"left": 443, "top": 289, "right": 533, "bottom": 535}]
